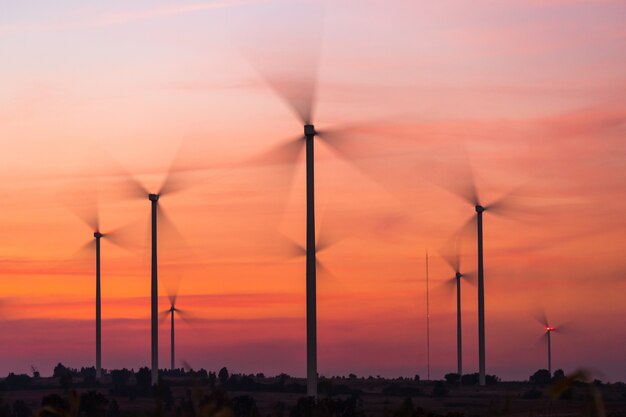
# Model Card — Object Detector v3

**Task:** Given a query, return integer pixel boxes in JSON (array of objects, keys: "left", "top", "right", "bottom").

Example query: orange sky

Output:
[{"left": 1, "top": 0, "right": 625, "bottom": 381}]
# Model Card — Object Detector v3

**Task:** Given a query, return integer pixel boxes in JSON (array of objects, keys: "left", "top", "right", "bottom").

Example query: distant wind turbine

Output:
[
  {"left": 161, "top": 289, "right": 191, "bottom": 371},
  {"left": 535, "top": 313, "right": 566, "bottom": 375},
  {"left": 115, "top": 146, "right": 204, "bottom": 386},
  {"left": 71, "top": 201, "right": 128, "bottom": 380},
  {"left": 437, "top": 158, "right": 523, "bottom": 386},
  {"left": 441, "top": 239, "right": 475, "bottom": 377}
]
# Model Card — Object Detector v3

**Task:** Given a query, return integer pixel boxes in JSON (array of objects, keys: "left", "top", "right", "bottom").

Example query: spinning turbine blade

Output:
[
  {"left": 244, "top": 135, "right": 306, "bottom": 198},
  {"left": 440, "top": 236, "right": 461, "bottom": 274},
  {"left": 63, "top": 184, "right": 100, "bottom": 232},
  {"left": 158, "top": 135, "right": 221, "bottom": 197},
  {"left": 239, "top": 2, "right": 323, "bottom": 125},
  {"left": 423, "top": 145, "right": 480, "bottom": 207},
  {"left": 533, "top": 310, "right": 550, "bottom": 328},
  {"left": 168, "top": 291, "right": 178, "bottom": 309},
  {"left": 246, "top": 135, "right": 306, "bottom": 166}
]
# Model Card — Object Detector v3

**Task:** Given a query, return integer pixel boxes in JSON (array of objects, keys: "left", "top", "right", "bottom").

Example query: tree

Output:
[
  {"left": 59, "top": 372, "right": 73, "bottom": 391},
  {"left": 553, "top": 369, "right": 565, "bottom": 381},
  {"left": 444, "top": 373, "right": 460, "bottom": 384},
  {"left": 80, "top": 367, "right": 97, "bottom": 386},
  {"left": 461, "top": 373, "right": 479, "bottom": 385},
  {"left": 53, "top": 363, "right": 70, "bottom": 378},
  {"left": 136, "top": 367, "right": 152, "bottom": 388},
  {"left": 4, "top": 373, "right": 31, "bottom": 390},
  {"left": 110, "top": 369, "right": 131, "bottom": 393},
  {"left": 530, "top": 369, "right": 552, "bottom": 385},
  {"left": 486, "top": 374, "right": 501, "bottom": 385},
  {"left": 218, "top": 367, "right": 230, "bottom": 385},
  {"left": 208, "top": 371, "right": 217, "bottom": 388}
]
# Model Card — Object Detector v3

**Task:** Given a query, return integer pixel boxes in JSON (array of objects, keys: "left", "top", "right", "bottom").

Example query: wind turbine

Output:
[
  {"left": 239, "top": 11, "right": 334, "bottom": 398},
  {"left": 536, "top": 314, "right": 565, "bottom": 375},
  {"left": 240, "top": 3, "right": 414, "bottom": 396},
  {"left": 436, "top": 159, "right": 520, "bottom": 386},
  {"left": 71, "top": 203, "right": 127, "bottom": 380},
  {"left": 441, "top": 241, "right": 474, "bottom": 377},
  {"left": 116, "top": 153, "right": 199, "bottom": 386},
  {"left": 161, "top": 290, "right": 190, "bottom": 371},
  {"left": 246, "top": 104, "right": 376, "bottom": 397}
]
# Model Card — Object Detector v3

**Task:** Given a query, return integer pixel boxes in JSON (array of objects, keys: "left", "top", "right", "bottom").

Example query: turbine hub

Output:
[
  {"left": 148, "top": 193, "right": 160, "bottom": 202},
  {"left": 475, "top": 205, "right": 485, "bottom": 213},
  {"left": 455, "top": 272, "right": 462, "bottom": 280},
  {"left": 304, "top": 124, "right": 316, "bottom": 138},
  {"left": 94, "top": 231, "right": 103, "bottom": 239}
]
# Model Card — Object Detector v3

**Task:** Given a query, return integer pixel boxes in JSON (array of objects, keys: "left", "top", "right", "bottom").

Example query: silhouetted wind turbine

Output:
[
  {"left": 441, "top": 240, "right": 475, "bottom": 377},
  {"left": 439, "top": 160, "right": 521, "bottom": 386},
  {"left": 161, "top": 290, "right": 190, "bottom": 371},
  {"left": 241, "top": 3, "right": 414, "bottom": 396},
  {"left": 536, "top": 313, "right": 565, "bottom": 375},
  {"left": 117, "top": 155, "right": 198, "bottom": 386},
  {"left": 241, "top": 15, "right": 343, "bottom": 399},
  {"left": 71, "top": 203, "right": 127, "bottom": 380},
  {"left": 249, "top": 120, "right": 371, "bottom": 396}
]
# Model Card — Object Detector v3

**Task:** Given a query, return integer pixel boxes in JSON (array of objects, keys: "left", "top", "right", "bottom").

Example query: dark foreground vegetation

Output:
[{"left": 1, "top": 366, "right": 624, "bottom": 417}]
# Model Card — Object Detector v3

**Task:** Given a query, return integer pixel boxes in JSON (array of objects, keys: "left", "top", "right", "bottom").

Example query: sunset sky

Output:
[{"left": 1, "top": 0, "right": 625, "bottom": 382}]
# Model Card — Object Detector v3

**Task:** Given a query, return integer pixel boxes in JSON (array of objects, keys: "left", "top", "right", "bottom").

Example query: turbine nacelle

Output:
[
  {"left": 149, "top": 193, "right": 160, "bottom": 202},
  {"left": 546, "top": 325, "right": 557, "bottom": 332},
  {"left": 304, "top": 124, "right": 316, "bottom": 138},
  {"left": 455, "top": 271, "right": 463, "bottom": 280},
  {"left": 475, "top": 204, "right": 485, "bottom": 213},
  {"left": 94, "top": 231, "right": 103, "bottom": 239}
]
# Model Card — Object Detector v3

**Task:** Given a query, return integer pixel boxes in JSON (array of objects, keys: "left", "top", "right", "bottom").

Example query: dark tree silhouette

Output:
[
  {"left": 219, "top": 367, "right": 230, "bottom": 385},
  {"left": 4, "top": 374, "right": 31, "bottom": 390},
  {"left": 530, "top": 369, "right": 552, "bottom": 385},
  {"left": 444, "top": 373, "right": 460, "bottom": 384},
  {"left": 59, "top": 372, "right": 72, "bottom": 392},
  {"left": 79, "top": 367, "right": 97, "bottom": 386},
  {"left": 136, "top": 367, "right": 152, "bottom": 389},
  {"left": 110, "top": 369, "right": 131, "bottom": 393}
]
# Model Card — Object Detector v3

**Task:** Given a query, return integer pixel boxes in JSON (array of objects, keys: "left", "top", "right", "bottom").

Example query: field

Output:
[{"left": 1, "top": 374, "right": 625, "bottom": 417}]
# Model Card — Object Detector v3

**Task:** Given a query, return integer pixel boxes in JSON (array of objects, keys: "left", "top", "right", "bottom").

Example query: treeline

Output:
[{"left": 0, "top": 365, "right": 362, "bottom": 397}]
